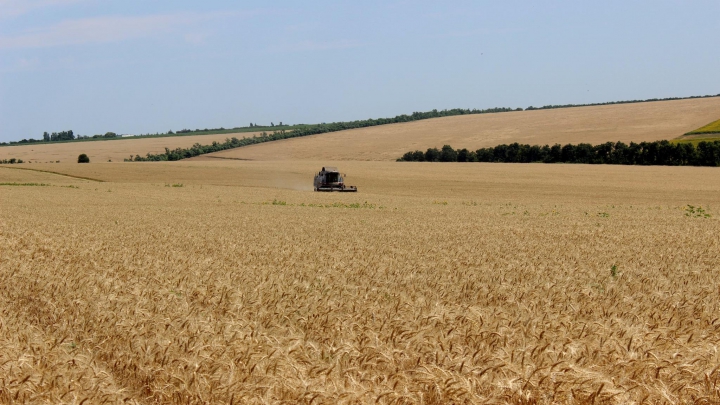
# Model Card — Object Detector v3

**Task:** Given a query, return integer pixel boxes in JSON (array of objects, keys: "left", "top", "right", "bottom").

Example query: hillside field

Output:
[
  {"left": 2, "top": 160, "right": 720, "bottom": 404},
  {"left": 2, "top": 98, "right": 719, "bottom": 165},
  {"left": 0, "top": 131, "right": 267, "bottom": 164},
  {"left": 196, "top": 97, "right": 720, "bottom": 161},
  {"left": 686, "top": 118, "right": 720, "bottom": 135}
]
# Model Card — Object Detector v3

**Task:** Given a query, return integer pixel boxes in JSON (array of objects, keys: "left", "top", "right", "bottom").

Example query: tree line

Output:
[
  {"left": 125, "top": 108, "right": 523, "bottom": 161},
  {"left": 1, "top": 158, "right": 24, "bottom": 164},
  {"left": 398, "top": 141, "right": 720, "bottom": 166},
  {"left": 523, "top": 93, "right": 720, "bottom": 111},
  {"left": 6, "top": 93, "right": 718, "bottom": 147},
  {"left": 126, "top": 131, "right": 295, "bottom": 161},
  {"left": 12, "top": 130, "right": 77, "bottom": 144},
  {"left": 1, "top": 130, "right": 121, "bottom": 145}
]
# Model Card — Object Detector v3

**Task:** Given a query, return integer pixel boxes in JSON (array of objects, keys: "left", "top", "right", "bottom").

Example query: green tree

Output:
[
  {"left": 78, "top": 154, "right": 90, "bottom": 163},
  {"left": 440, "top": 145, "right": 458, "bottom": 162},
  {"left": 457, "top": 148, "right": 470, "bottom": 162},
  {"left": 424, "top": 148, "right": 440, "bottom": 162}
]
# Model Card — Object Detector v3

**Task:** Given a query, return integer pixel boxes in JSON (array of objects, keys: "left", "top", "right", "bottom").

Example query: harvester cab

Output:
[{"left": 314, "top": 167, "right": 357, "bottom": 192}]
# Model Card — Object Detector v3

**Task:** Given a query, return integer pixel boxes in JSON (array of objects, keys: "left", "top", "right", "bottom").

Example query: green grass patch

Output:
[
  {"left": 261, "top": 200, "right": 381, "bottom": 209},
  {"left": 0, "top": 182, "right": 50, "bottom": 186},
  {"left": 672, "top": 135, "right": 720, "bottom": 146},
  {"left": 684, "top": 205, "right": 711, "bottom": 218},
  {"left": 684, "top": 118, "right": 720, "bottom": 136}
]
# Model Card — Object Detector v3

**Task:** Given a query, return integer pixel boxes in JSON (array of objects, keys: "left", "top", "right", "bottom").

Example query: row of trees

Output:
[
  {"left": 155, "top": 90, "right": 718, "bottom": 140},
  {"left": 7, "top": 130, "right": 120, "bottom": 144},
  {"left": 81, "top": 132, "right": 119, "bottom": 139},
  {"left": 11, "top": 130, "right": 76, "bottom": 144},
  {"left": 44, "top": 130, "right": 75, "bottom": 141},
  {"left": 399, "top": 141, "right": 720, "bottom": 166},
  {"left": 171, "top": 122, "right": 287, "bottom": 134},
  {"left": 3, "top": 93, "right": 718, "bottom": 147},
  {"left": 524, "top": 93, "right": 720, "bottom": 111},
  {"left": 126, "top": 131, "right": 294, "bottom": 161},
  {"left": 125, "top": 110, "right": 520, "bottom": 161},
  {"left": 126, "top": 108, "right": 522, "bottom": 161},
  {"left": 1, "top": 158, "right": 24, "bottom": 164}
]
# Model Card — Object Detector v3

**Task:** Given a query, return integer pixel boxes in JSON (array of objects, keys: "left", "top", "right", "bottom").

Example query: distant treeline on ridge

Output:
[
  {"left": 398, "top": 141, "right": 720, "bottom": 166},
  {"left": 4, "top": 92, "right": 719, "bottom": 147},
  {"left": 126, "top": 131, "right": 292, "bottom": 161},
  {"left": 125, "top": 108, "right": 519, "bottom": 161}
]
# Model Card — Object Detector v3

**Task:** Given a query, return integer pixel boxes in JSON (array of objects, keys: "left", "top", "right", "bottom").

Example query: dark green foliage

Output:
[
  {"left": 127, "top": 133, "right": 294, "bottom": 161},
  {"left": 424, "top": 148, "right": 440, "bottom": 162},
  {"left": 398, "top": 140, "right": 720, "bottom": 167},
  {"left": 529, "top": 93, "right": 720, "bottom": 110},
  {"left": 51, "top": 130, "right": 75, "bottom": 141},
  {"left": 457, "top": 148, "right": 477, "bottom": 162},
  {"left": 399, "top": 150, "right": 426, "bottom": 162},
  {"left": 440, "top": 145, "right": 458, "bottom": 162},
  {"left": 95, "top": 132, "right": 119, "bottom": 139},
  {"left": 1, "top": 158, "right": 23, "bottom": 164},
  {"left": 16, "top": 130, "right": 75, "bottom": 144},
  {"left": 78, "top": 154, "right": 90, "bottom": 163}
]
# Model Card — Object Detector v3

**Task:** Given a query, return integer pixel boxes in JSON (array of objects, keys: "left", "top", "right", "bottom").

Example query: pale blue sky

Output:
[{"left": 0, "top": 0, "right": 718, "bottom": 141}]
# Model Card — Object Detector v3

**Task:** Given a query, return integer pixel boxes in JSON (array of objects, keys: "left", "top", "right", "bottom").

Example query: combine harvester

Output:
[{"left": 313, "top": 167, "right": 357, "bottom": 192}]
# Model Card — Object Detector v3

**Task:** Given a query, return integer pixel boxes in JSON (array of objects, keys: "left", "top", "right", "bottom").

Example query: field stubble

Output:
[{"left": 1, "top": 161, "right": 720, "bottom": 404}]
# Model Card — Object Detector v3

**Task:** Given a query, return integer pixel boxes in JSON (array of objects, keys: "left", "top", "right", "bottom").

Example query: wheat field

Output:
[
  {"left": 196, "top": 98, "right": 720, "bottom": 161},
  {"left": 0, "top": 131, "right": 266, "bottom": 164},
  {"left": 1, "top": 160, "right": 719, "bottom": 404},
  {"left": 3, "top": 99, "right": 719, "bottom": 166}
]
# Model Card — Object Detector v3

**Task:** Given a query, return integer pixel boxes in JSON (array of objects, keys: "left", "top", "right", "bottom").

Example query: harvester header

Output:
[{"left": 314, "top": 167, "right": 357, "bottom": 192}]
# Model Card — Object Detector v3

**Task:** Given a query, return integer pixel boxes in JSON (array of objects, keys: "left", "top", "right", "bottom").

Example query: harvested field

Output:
[
  {"left": 0, "top": 131, "right": 266, "bottom": 164},
  {"left": 195, "top": 97, "right": 720, "bottom": 161},
  {"left": 1, "top": 160, "right": 720, "bottom": 404}
]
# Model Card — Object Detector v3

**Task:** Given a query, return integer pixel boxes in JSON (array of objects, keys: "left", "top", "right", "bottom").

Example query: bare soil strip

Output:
[{"left": 0, "top": 165, "right": 105, "bottom": 182}]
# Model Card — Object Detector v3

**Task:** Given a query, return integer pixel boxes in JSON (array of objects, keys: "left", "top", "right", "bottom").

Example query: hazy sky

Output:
[{"left": 1, "top": 0, "right": 718, "bottom": 141}]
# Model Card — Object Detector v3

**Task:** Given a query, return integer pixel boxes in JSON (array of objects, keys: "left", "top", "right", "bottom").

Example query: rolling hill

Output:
[
  {"left": 0, "top": 131, "right": 267, "bottom": 163},
  {"left": 194, "top": 97, "right": 720, "bottom": 161}
]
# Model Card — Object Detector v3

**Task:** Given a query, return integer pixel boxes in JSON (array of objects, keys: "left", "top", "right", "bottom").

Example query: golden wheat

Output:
[
  {"left": 196, "top": 97, "right": 720, "bottom": 161},
  {"left": 1, "top": 161, "right": 719, "bottom": 404},
  {"left": 0, "top": 131, "right": 268, "bottom": 164}
]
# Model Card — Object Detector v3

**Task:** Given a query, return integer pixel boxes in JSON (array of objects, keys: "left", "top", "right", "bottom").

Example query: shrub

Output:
[
  {"left": 78, "top": 154, "right": 90, "bottom": 163},
  {"left": 440, "top": 145, "right": 458, "bottom": 162},
  {"left": 424, "top": 148, "right": 440, "bottom": 162}
]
